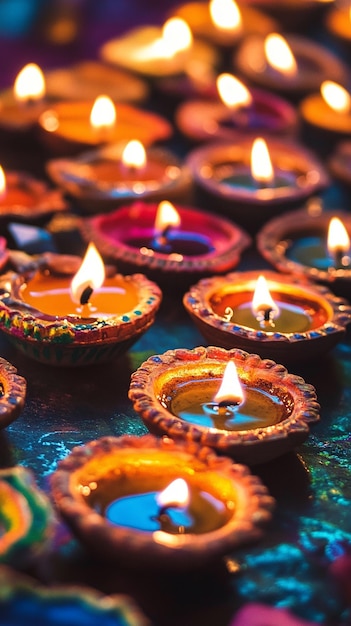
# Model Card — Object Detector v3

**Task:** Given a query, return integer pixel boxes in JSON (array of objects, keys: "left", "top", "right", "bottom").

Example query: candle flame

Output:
[
  {"left": 213, "top": 360, "right": 244, "bottom": 406},
  {"left": 90, "top": 95, "right": 116, "bottom": 130},
  {"left": 251, "top": 138, "right": 274, "bottom": 184},
  {"left": 327, "top": 217, "right": 350, "bottom": 255},
  {"left": 70, "top": 242, "right": 105, "bottom": 305},
  {"left": 155, "top": 201, "right": 181, "bottom": 233},
  {"left": 156, "top": 478, "right": 189, "bottom": 509},
  {"left": 216, "top": 73, "right": 252, "bottom": 108},
  {"left": 162, "top": 17, "right": 193, "bottom": 53},
  {"left": 209, "top": 0, "right": 242, "bottom": 31},
  {"left": 320, "top": 81, "right": 351, "bottom": 114},
  {"left": 264, "top": 34, "right": 297, "bottom": 77},
  {"left": 14, "top": 63, "right": 45, "bottom": 102},
  {"left": 252, "top": 275, "right": 279, "bottom": 319},
  {"left": 121, "top": 140, "right": 146, "bottom": 169},
  {"left": 0, "top": 166, "right": 6, "bottom": 201}
]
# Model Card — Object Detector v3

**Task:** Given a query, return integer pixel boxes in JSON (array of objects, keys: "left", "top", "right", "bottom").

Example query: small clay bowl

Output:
[
  {"left": 50, "top": 434, "right": 274, "bottom": 570},
  {"left": 80, "top": 202, "right": 251, "bottom": 289},
  {"left": 257, "top": 207, "right": 351, "bottom": 297},
  {"left": 129, "top": 346, "right": 320, "bottom": 465},
  {"left": 183, "top": 270, "right": 351, "bottom": 362},
  {"left": 0, "top": 357, "right": 26, "bottom": 429},
  {"left": 186, "top": 139, "right": 329, "bottom": 233},
  {"left": 0, "top": 171, "right": 68, "bottom": 224},
  {"left": 0, "top": 565, "right": 148, "bottom": 626},
  {"left": 0, "top": 467, "right": 52, "bottom": 565},
  {"left": 0, "top": 253, "right": 162, "bottom": 367},
  {"left": 46, "top": 143, "right": 192, "bottom": 214}
]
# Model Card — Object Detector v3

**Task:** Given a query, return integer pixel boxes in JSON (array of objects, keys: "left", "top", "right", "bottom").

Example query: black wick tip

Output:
[
  {"left": 217, "top": 399, "right": 241, "bottom": 409},
  {"left": 263, "top": 307, "right": 273, "bottom": 322},
  {"left": 80, "top": 285, "right": 94, "bottom": 305}
]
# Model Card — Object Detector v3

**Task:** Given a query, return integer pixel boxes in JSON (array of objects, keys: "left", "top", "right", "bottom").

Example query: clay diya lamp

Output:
[
  {"left": 0, "top": 164, "right": 67, "bottom": 224},
  {"left": 0, "top": 63, "right": 46, "bottom": 136},
  {"left": 234, "top": 33, "right": 347, "bottom": 101},
  {"left": 46, "top": 140, "right": 192, "bottom": 214},
  {"left": 0, "top": 466, "right": 52, "bottom": 565},
  {"left": 128, "top": 346, "right": 320, "bottom": 465},
  {"left": 80, "top": 200, "right": 251, "bottom": 289},
  {"left": 0, "top": 356, "right": 26, "bottom": 429},
  {"left": 183, "top": 270, "right": 351, "bottom": 362},
  {"left": 37, "top": 95, "right": 172, "bottom": 155},
  {"left": 186, "top": 136, "right": 329, "bottom": 233},
  {"left": 0, "top": 244, "right": 162, "bottom": 366},
  {"left": 242, "top": 0, "right": 334, "bottom": 30},
  {"left": 0, "top": 566, "right": 148, "bottom": 626},
  {"left": 175, "top": 72, "right": 298, "bottom": 142},
  {"left": 99, "top": 17, "right": 216, "bottom": 80},
  {"left": 257, "top": 207, "right": 351, "bottom": 297},
  {"left": 171, "top": 0, "right": 277, "bottom": 49},
  {"left": 325, "top": 4, "right": 351, "bottom": 56},
  {"left": 50, "top": 433, "right": 274, "bottom": 570},
  {"left": 299, "top": 81, "right": 351, "bottom": 155},
  {"left": 45, "top": 60, "right": 148, "bottom": 103},
  {"left": 329, "top": 140, "right": 351, "bottom": 189}
]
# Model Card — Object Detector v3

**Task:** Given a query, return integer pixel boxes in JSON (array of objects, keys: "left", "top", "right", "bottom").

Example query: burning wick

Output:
[
  {"left": 252, "top": 275, "right": 279, "bottom": 329},
  {"left": 152, "top": 201, "right": 181, "bottom": 252},
  {"left": 327, "top": 217, "right": 351, "bottom": 270},
  {"left": 70, "top": 242, "right": 105, "bottom": 311},
  {"left": 203, "top": 360, "right": 244, "bottom": 417},
  {"left": 79, "top": 285, "right": 94, "bottom": 306},
  {"left": 154, "top": 479, "right": 190, "bottom": 532}
]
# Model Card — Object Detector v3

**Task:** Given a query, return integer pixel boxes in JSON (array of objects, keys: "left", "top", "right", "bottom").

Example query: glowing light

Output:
[
  {"left": 14, "top": 63, "right": 45, "bottom": 102},
  {"left": 251, "top": 138, "right": 274, "bottom": 185},
  {"left": 327, "top": 217, "right": 350, "bottom": 258},
  {"left": 70, "top": 243, "right": 105, "bottom": 305},
  {"left": 162, "top": 17, "right": 193, "bottom": 53},
  {"left": 209, "top": 0, "right": 242, "bottom": 31},
  {"left": 90, "top": 95, "right": 116, "bottom": 130},
  {"left": 216, "top": 73, "right": 252, "bottom": 108},
  {"left": 121, "top": 140, "right": 147, "bottom": 169},
  {"left": 252, "top": 275, "right": 279, "bottom": 320},
  {"left": 264, "top": 34, "right": 297, "bottom": 77},
  {"left": 213, "top": 360, "right": 244, "bottom": 406},
  {"left": 0, "top": 166, "right": 6, "bottom": 201},
  {"left": 320, "top": 81, "right": 351, "bottom": 114},
  {"left": 156, "top": 478, "right": 190, "bottom": 509},
  {"left": 154, "top": 201, "right": 181, "bottom": 233}
]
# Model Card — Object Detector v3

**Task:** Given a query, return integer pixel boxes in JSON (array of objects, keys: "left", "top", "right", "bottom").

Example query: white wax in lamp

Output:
[
  {"left": 264, "top": 34, "right": 298, "bottom": 78},
  {"left": 20, "top": 242, "right": 141, "bottom": 319}
]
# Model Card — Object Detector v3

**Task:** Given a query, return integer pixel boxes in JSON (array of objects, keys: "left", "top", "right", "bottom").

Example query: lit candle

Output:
[
  {"left": 186, "top": 137, "right": 329, "bottom": 232},
  {"left": 285, "top": 216, "right": 351, "bottom": 271},
  {"left": 51, "top": 434, "right": 274, "bottom": 567},
  {"left": 211, "top": 274, "right": 315, "bottom": 333},
  {"left": 257, "top": 207, "right": 351, "bottom": 297},
  {"left": 175, "top": 72, "right": 298, "bottom": 141},
  {"left": 46, "top": 141, "right": 191, "bottom": 212},
  {"left": 0, "top": 63, "right": 47, "bottom": 132},
  {"left": 121, "top": 200, "right": 213, "bottom": 255},
  {"left": 183, "top": 270, "right": 351, "bottom": 362},
  {"left": 129, "top": 347, "right": 321, "bottom": 464},
  {"left": 99, "top": 18, "right": 194, "bottom": 77},
  {"left": 81, "top": 201, "right": 250, "bottom": 286},
  {"left": 299, "top": 81, "right": 351, "bottom": 152},
  {"left": 234, "top": 32, "right": 347, "bottom": 99},
  {"left": 171, "top": 0, "right": 277, "bottom": 48},
  {"left": 105, "top": 476, "right": 227, "bottom": 534},
  {"left": 20, "top": 243, "right": 140, "bottom": 319},
  {"left": 38, "top": 98, "right": 172, "bottom": 153},
  {"left": 0, "top": 247, "right": 162, "bottom": 365}
]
